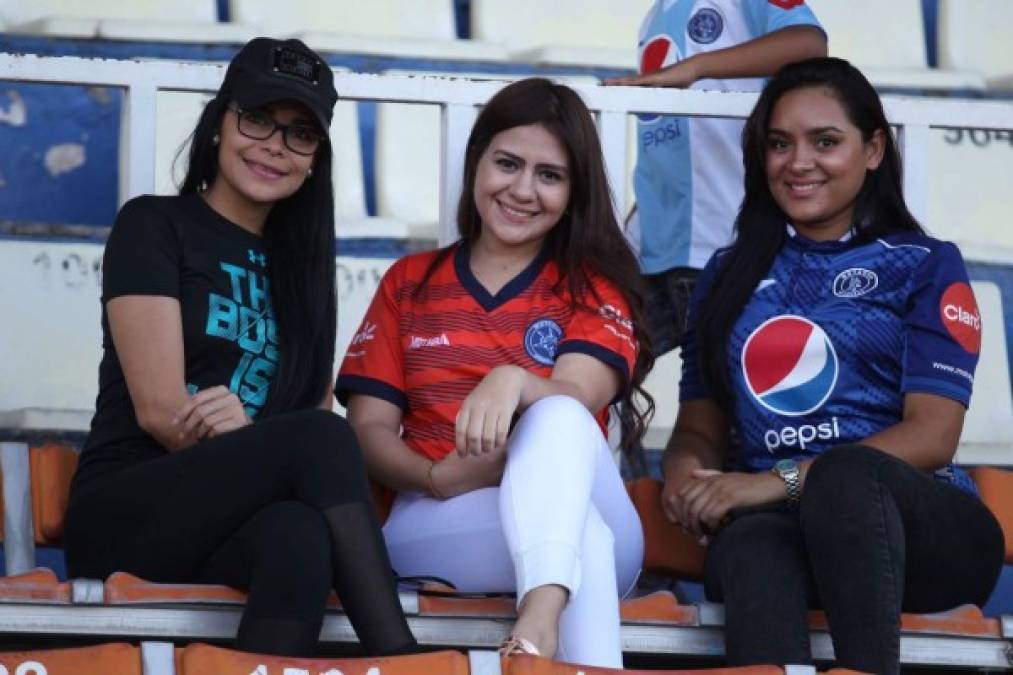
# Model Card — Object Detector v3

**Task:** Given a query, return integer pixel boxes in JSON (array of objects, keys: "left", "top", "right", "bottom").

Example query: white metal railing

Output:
[{"left": 2, "top": 53, "right": 1013, "bottom": 249}]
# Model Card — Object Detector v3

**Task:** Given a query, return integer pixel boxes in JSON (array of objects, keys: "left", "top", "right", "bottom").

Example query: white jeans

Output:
[{"left": 382, "top": 395, "right": 644, "bottom": 668}]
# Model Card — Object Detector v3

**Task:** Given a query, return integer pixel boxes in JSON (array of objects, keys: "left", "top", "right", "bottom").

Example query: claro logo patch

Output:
[
  {"left": 940, "top": 282, "right": 981, "bottom": 354},
  {"left": 768, "top": 0, "right": 805, "bottom": 8}
]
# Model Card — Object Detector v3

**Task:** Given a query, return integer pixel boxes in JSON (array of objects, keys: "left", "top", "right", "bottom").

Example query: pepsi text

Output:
[{"left": 764, "top": 416, "right": 841, "bottom": 452}]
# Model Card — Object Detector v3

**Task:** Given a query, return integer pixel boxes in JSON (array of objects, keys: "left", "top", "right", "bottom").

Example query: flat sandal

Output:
[{"left": 498, "top": 635, "right": 541, "bottom": 657}]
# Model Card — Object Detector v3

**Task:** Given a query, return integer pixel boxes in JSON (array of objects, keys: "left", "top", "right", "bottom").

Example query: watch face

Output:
[{"left": 774, "top": 458, "right": 797, "bottom": 473}]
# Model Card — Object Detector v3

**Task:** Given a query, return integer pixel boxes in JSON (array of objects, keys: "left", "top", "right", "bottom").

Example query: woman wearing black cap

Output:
[{"left": 62, "top": 38, "right": 417, "bottom": 658}]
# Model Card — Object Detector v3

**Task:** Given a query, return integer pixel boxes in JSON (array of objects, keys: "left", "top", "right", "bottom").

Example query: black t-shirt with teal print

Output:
[{"left": 75, "top": 194, "right": 278, "bottom": 487}]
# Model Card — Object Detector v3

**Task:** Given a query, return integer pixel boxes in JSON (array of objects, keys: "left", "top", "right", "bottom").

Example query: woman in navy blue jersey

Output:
[{"left": 661, "top": 57, "right": 1003, "bottom": 674}]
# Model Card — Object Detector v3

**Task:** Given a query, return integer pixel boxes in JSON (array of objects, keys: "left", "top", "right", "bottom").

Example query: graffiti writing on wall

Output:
[
  {"left": 24, "top": 247, "right": 390, "bottom": 300},
  {"left": 336, "top": 262, "right": 384, "bottom": 301},
  {"left": 30, "top": 250, "right": 103, "bottom": 290}
]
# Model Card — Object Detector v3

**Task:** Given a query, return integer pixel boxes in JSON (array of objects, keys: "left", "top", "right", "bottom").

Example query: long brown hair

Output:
[{"left": 419, "top": 77, "right": 654, "bottom": 452}]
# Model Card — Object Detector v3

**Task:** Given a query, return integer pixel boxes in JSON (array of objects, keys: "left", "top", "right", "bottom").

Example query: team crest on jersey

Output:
[
  {"left": 940, "top": 282, "right": 981, "bottom": 354},
  {"left": 741, "top": 316, "right": 838, "bottom": 416},
  {"left": 832, "top": 268, "right": 878, "bottom": 298},
  {"left": 525, "top": 318, "right": 563, "bottom": 366},
  {"left": 688, "top": 8, "right": 723, "bottom": 44}
]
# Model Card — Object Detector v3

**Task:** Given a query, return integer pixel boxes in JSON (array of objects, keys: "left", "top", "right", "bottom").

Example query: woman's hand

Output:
[
  {"left": 661, "top": 467, "right": 719, "bottom": 530},
  {"left": 455, "top": 365, "right": 526, "bottom": 457},
  {"left": 173, "top": 385, "right": 251, "bottom": 441},
  {"left": 672, "top": 469, "right": 785, "bottom": 536}
]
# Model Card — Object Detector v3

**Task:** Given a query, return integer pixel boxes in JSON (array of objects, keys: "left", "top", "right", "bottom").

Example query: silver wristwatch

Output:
[{"left": 772, "top": 458, "right": 802, "bottom": 506}]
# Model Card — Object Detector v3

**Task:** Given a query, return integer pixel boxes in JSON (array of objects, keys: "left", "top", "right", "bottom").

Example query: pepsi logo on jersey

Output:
[
  {"left": 741, "top": 315, "right": 842, "bottom": 452},
  {"left": 940, "top": 282, "right": 981, "bottom": 354},
  {"left": 768, "top": 0, "right": 805, "bottom": 8},
  {"left": 637, "top": 35, "right": 677, "bottom": 125}
]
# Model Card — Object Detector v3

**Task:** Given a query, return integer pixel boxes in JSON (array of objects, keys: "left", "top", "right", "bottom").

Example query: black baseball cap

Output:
[{"left": 220, "top": 37, "right": 337, "bottom": 131}]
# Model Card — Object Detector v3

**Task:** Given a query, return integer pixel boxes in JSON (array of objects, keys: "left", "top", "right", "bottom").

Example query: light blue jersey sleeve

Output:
[{"left": 742, "top": 0, "right": 824, "bottom": 38}]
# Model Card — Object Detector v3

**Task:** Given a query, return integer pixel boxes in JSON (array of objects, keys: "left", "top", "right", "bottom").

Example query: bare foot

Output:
[{"left": 510, "top": 584, "right": 568, "bottom": 657}]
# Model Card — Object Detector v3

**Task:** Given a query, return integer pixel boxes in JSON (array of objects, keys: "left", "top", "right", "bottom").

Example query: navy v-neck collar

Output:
[{"left": 454, "top": 241, "right": 551, "bottom": 312}]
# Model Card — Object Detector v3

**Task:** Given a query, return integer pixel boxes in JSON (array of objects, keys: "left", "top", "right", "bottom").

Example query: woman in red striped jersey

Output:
[{"left": 338, "top": 78, "right": 654, "bottom": 668}]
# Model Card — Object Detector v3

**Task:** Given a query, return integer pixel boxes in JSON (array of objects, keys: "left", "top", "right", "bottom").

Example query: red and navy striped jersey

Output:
[{"left": 336, "top": 243, "right": 638, "bottom": 461}]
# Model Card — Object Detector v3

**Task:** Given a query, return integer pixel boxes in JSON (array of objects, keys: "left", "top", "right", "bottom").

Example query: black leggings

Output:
[
  {"left": 704, "top": 444, "right": 1004, "bottom": 674},
  {"left": 64, "top": 409, "right": 416, "bottom": 657}
]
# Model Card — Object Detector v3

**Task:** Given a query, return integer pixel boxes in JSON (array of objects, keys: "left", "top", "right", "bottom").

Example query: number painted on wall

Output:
[{"left": 943, "top": 127, "right": 1013, "bottom": 147}]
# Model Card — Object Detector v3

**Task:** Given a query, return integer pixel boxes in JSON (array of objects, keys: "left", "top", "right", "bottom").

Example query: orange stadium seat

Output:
[
  {"left": 0, "top": 444, "right": 78, "bottom": 604},
  {"left": 417, "top": 581, "right": 516, "bottom": 618},
  {"left": 28, "top": 443, "right": 77, "bottom": 545},
  {"left": 970, "top": 467, "right": 1013, "bottom": 563},
  {"left": 619, "top": 590, "right": 698, "bottom": 626},
  {"left": 104, "top": 571, "right": 249, "bottom": 606},
  {"left": 627, "top": 478, "right": 707, "bottom": 580},
  {"left": 501, "top": 654, "right": 784, "bottom": 675},
  {"left": 103, "top": 570, "right": 342, "bottom": 609},
  {"left": 619, "top": 587, "right": 700, "bottom": 624},
  {"left": 809, "top": 604, "right": 1000, "bottom": 638},
  {"left": 896, "top": 605, "right": 1000, "bottom": 638},
  {"left": 0, "top": 643, "right": 140, "bottom": 674},
  {"left": 177, "top": 643, "right": 469, "bottom": 675},
  {"left": 0, "top": 568, "right": 71, "bottom": 603},
  {"left": 0, "top": 444, "right": 70, "bottom": 604},
  {"left": 415, "top": 575, "right": 698, "bottom": 626},
  {"left": 0, "top": 443, "right": 77, "bottom": 547},
  {"left": 414, "top": 580, "right": 693, "bottom": 624}
]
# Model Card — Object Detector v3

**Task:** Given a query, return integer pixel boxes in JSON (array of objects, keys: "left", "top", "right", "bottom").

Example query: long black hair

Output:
[
  {"left": 697, "top": 57, "right": 924, "bottom": 407},
  {"left": 179, "top": 96, "right": 336, "bottom": 416},
  {"left": 418, "top": 77, "right": 654, "bottom": 453}
]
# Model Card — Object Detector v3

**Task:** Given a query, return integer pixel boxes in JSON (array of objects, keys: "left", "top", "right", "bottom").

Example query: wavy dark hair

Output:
[
  {"left": 697, "top": 57, "right": 924, "bottom": 407},
  {"left": 417, "top": 77, "right": 654, "bottom": 453},
  {"left": 178, "top": 95, "right": 336, "bottom": 416}
]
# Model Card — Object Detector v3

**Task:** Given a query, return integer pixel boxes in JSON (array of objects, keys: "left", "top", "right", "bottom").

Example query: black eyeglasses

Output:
[{"left": 227, "top": 102, "right": 324, "bottom": 156}]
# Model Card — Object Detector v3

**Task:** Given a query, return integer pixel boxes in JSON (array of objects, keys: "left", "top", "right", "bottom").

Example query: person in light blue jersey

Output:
[{"left": 608, "top": 0, "right": 826, "bottom": 356}]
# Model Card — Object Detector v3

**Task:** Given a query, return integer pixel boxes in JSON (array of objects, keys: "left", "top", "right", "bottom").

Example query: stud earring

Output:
[
  {"left": 198, "top": 180, "right": 209, "bottom": 193},
  {"left": 212, "top": 134, "right": 220, "bottom": 146},
  {"left": 306, "top": 167, "right": 314, "bottom": 178}
]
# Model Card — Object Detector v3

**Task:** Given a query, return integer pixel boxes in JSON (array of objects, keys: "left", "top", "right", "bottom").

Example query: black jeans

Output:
[
  {"left": 704, "top": 444, "right": 1004, "bottom": 674},
  {"left": 64, "top": 409, "right": 416, "bottom": 657}
]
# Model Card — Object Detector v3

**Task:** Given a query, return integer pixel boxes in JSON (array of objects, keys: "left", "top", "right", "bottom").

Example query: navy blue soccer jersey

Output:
[{"left": 680, "top": 230, "right": 982, "bottom": 493}]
